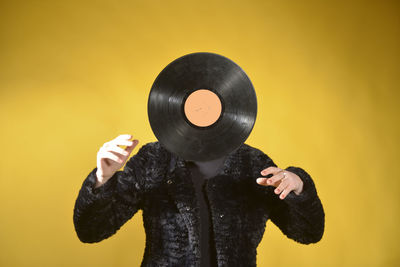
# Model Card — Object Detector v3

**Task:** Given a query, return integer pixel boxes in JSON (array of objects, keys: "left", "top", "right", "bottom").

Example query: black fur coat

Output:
[{"left": 73, "top": 141, "right": 325, "bottom": 266}]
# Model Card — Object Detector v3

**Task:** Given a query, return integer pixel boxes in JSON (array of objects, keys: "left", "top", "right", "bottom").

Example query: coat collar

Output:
[{"left": 167, "top": 144, "right": 244, "bottom": 179}]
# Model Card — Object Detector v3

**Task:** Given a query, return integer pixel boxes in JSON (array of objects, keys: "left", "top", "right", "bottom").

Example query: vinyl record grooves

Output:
[{"left": 148, "top": 52, "right": 257, "bottom": 162}]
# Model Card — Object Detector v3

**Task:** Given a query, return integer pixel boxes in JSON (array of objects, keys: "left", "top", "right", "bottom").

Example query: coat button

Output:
[
  {"left": 219, "top": 214, "right": 224, "bottom": 218},
  {"left": 167, "top": 179, "right": 173, "bottom": 184},
  {"left": 186, "top": 207, "right": 190, "bottom": 211}
]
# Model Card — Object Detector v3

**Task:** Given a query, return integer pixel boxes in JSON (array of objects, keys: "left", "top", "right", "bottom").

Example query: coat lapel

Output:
[
  {"left": 165, "top": 153, "right": 201, "bottom": 262},
  {"left": 164, "top": 145, "right": 245, "bottom": 265}
]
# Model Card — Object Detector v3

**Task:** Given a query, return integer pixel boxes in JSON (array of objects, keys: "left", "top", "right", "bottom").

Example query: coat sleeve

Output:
[
  {"left": 73, "top": 143, "right": 152, "bottom": 243},
  {"left": 250, "top": 149, "right": 325, "bottom": 244}
]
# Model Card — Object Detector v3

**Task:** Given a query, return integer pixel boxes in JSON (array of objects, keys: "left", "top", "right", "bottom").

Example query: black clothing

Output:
[
  {"left": 73, "top": 141, "right": 325, "bottom": 266},
  {"left": 187, "top": 156, "right": 227, "bottom": 267}
]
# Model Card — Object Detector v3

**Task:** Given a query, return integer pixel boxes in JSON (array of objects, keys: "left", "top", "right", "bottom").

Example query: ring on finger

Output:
[{"left": 281, "top": 171, "right": 287, "bottom": 181}]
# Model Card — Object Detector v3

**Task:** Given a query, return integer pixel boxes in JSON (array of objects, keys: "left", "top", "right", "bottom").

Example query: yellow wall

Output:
[{"left": 1, "top": 0, "right": 399, "bottom": 266}]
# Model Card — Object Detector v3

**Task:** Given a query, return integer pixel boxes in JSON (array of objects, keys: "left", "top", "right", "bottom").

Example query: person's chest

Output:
[{"left": 139, "top": 166, "right": 271, "bottom": 255}]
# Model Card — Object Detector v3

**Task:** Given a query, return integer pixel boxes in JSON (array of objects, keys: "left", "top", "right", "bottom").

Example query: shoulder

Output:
[
  {"left": 132, "top": 141, "right": 171, "bottom": 166},
  {"left": 139, "top": 141, "right": 273, "bottom": 163},
  {"left": 240, "top": 143, "right": 262, "bottom": 153},
  {"left": 126, "top": 141, "right": 170, "bottom": 175},
  {"left": 240, "top": 143, "right": 276, "bottom": 167},
  {"left": 240, "top": 143, "right": 269, "bottom": 158},
  {"left": 136, "top": 141, "right": 166, "bottom": 154}
]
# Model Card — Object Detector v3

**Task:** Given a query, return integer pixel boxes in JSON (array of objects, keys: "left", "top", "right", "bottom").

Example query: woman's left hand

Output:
[{"left": 256, "top": 166, "right": 303, "bottom": 200}]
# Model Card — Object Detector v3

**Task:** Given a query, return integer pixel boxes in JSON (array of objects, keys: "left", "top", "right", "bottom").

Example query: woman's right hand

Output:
[{"left": 95, "top": 134, "right": 139, "bottom": 186}]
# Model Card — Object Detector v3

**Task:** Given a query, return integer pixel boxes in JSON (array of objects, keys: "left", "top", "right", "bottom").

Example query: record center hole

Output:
[{"left": 184, "top": 89, "right": 222, "bottom": 127}]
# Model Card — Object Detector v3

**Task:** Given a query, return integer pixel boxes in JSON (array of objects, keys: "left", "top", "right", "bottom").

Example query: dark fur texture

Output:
[{"left": 73, "top": 141, "right": 325, "bottom": 266}]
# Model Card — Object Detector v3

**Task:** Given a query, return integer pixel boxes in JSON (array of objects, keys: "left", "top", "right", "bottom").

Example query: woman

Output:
[{"left": 73, "top": 134, "right": 325, "bottom": 266}]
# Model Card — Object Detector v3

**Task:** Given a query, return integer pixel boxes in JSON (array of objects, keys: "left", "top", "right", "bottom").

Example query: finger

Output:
[
  {"left": 115, "top": 134, "right": 133, "bottom": 141},
  {"left": 105, "top": 144, "right": 130, "bottom": 157},
  {"left": 256, "top": 177, "right": 269, "bottom": 186},
  {"left": 256, "top": 176, "right": 280, "bottom": 187},
  {"left": 100, "top": 151, "right": 123, "bottom": 164},
  {"left": 260, "top": 166, "right": 281, "bottom": 176},
  {"left": 279, "top": 185, "right": 295, "bottom": 200},
  {"left": 110, "top": 139, "right": 134, "bottom": 147},
  {"left": 267, "top": 171, "right": 286, "bottom": 186},
  {"left": 274, "top": 177, "right": 289, "bottom": 195},
  {"left": 125, "top": 139, "right": 139, "bottom": 153}
]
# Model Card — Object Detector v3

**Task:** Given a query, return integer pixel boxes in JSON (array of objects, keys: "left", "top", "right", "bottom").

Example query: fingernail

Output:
[
  {"left": 275, "top": 188, "right": 280, "bottom": 193},
  {"left": 258, "top": 178, "right": 267, "bottom": 184}
]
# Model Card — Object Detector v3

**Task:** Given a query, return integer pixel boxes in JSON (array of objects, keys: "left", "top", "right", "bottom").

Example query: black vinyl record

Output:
[{"left": 147, "top": 52, "right": 257, "bottom": 162}]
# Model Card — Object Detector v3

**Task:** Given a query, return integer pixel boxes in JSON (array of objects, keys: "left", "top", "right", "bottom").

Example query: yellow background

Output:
[{"left": 1, "top": 0, "right": 399, "bottom": 266}]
